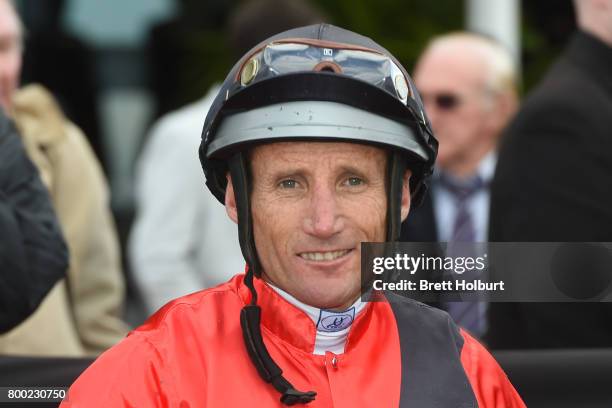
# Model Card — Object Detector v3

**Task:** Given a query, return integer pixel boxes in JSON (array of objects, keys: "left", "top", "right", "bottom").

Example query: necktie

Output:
[{"left": 439, "top": 173, "right": 487, "bottom": 337}]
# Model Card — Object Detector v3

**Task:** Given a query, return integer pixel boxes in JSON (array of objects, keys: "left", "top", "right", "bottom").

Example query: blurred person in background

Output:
[
  {"left": 129, "top": 0, "right": 326, "bottom": 314},
  {"left": 400, "top": 33, "right": 518, "bottom": 339},
  {"left": 487, "top": 0, "right": 612, "bottom": 348},
  {"left": 147, "top": 0, "right": 232, "bottom": 119},
  {"left": 0, "top": 0, "right": 128, "bottom": 355},
  {"left": 18, "top": 0, "right": 105, "bottom": 173},
  {"left": 0, "top": 108, "right": 68, "bottom": 333}
]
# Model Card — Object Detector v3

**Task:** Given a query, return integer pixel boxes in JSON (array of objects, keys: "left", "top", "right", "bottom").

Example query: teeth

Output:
[{"left": 300, "top": 250, "right": 350, "bottom": 261}]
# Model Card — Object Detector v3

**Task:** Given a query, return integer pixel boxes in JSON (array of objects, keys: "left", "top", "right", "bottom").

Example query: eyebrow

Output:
[
  {"left": 266, "top": 162, "right": 381, "bottom": 181},
  {"left": 337, "top": 164, "right": 370, "bottom": 177}
]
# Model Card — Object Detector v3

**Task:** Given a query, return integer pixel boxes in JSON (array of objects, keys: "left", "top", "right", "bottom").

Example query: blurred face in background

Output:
[
  {"left": 0, "top": 0, "right": 22, "bottom": 111},
  {"left": 575, "top": 0, "right": 612, "bottom": 46},
  {"left": 414, "top": 40, "right": 512, "bottom": 177}
]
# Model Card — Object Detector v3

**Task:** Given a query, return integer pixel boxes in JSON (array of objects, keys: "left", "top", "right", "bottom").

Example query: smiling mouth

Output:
[{"left": 298, "top": 249, "right": 352, "bottom": 262}]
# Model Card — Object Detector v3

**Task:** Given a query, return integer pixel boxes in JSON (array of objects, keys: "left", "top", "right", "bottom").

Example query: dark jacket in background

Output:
[
  {"left": 0, "top": 109, "right": 68, "bottom": 333},
  {"left": 400, "top": 192, "right": 438, "bottom": 243},
  {"left": 487, "top": 31, "right": 612, "bottom": 348},
  {"left": 399, "top": 193, "right": 444, "bottom": 308}
]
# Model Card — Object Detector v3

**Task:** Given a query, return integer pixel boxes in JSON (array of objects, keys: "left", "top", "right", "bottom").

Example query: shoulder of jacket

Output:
[
  {"left": 383, "top": 291, "right": 463, "bottom": 347},
  {"left": 133, "top": 279, "right": 243, "bottom": 335},
  {"left": 12, "top": 84, "right": 69, "bottom": 146}
]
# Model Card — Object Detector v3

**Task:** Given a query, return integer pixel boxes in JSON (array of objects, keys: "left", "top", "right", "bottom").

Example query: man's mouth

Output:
[{"left": 298, "top": 249, "right": 352, "bottom": 262}]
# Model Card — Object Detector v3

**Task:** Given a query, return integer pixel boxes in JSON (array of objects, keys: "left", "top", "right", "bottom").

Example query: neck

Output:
[
  {"left": 441, "top": 146, "right": 494, "bottom": 179},
  {"left": 261, "top": 273, "right": 358, "bottom": 311},
  {"left": 578, "top": 13, "right": 612, "bottom": 47},
  {"left": 584, "top": 25, "right": 612, "bottom": 47}
]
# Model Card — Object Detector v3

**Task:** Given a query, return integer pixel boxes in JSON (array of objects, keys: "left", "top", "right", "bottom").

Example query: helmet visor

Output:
[{"left": 209, "top": 100, "right": 428, "bottom": 161}]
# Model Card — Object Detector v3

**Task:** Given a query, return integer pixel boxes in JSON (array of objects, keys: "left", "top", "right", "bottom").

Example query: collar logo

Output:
[{"left": 317, "top": 307, "right": 355, "bottom": 333}]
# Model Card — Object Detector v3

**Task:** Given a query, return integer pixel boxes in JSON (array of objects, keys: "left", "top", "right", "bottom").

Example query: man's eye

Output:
[
  {"left": 279, "top": 179, "right": 298, "bottom": 189},
  {"left": 345, "top": 177, "right": 363, "bottom": 186}
]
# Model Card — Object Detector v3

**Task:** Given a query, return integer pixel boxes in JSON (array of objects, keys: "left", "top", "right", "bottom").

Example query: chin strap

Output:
[
  {"left": 230, "top": 153, "right": 316, "bottom": 405},
  {"left": 241, "top": 270, "right": 317, "bottom": 405},
  {"left": 386, "top": 151, "right": 409, "bottom": 241}
]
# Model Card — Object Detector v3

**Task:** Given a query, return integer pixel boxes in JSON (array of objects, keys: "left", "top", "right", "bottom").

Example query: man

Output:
[
  {"left": 129, "top": 0, "right": 324, "bottom": 314},
  {"left": 62, "top": 25, "right": 524, "bottom": 407},
  {"left": 0, "top": 0, "right": 128, "bottom": 355},
  {"left": 400, "top": 33, "right": 518, "bottom": 338},
  {"left": 487, "top": 0, "right": 612, "bottom": 348},
  {"left": 129, "top": 81, "right": 242, "bottom": 313},
  {"left": 0, "top": 108, "right": 67, "bottom": 333}
]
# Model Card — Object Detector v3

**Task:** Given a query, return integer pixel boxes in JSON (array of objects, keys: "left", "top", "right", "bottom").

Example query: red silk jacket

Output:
[{"left": 61, "top": 275, "right": 525, "bottom": 407}]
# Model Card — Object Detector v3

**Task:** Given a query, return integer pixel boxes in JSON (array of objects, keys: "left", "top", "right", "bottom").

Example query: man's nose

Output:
[{"left": 303, "top": 183, "right": 343, "bottom": 238}]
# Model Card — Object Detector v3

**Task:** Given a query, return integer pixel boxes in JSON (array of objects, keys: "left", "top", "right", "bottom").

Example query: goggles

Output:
[{"left": 236, "top": 39, "right": 416, "bottom": 107}]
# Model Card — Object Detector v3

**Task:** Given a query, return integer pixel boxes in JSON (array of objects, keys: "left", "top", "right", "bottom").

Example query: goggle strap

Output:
[{"left": 386, "top": 151, "right": 407, "bottom": 241}]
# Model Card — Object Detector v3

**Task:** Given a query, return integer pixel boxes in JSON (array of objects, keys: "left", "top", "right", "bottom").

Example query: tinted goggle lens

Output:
[{"left": 238, "top": 42, "right": 412, "bottom": 105}]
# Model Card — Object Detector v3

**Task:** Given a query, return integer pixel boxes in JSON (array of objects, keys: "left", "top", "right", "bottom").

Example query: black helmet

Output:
[
  {"left": 200, "top": 23, "right": 437, "bottom": 263},
  {"left": 198, "top": 24, "right": 437, "bottom": 405}
]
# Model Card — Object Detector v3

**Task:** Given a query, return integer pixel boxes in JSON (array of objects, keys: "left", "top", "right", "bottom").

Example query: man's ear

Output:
[
  {"left": 485, "top": 90, "right": 518, "bottom": 136},
  {"left": 225, "top": 174, "right": 239, "bottom": 224},
  {"left": 400, "top": 169, "right": 412, "bottom": 222}
]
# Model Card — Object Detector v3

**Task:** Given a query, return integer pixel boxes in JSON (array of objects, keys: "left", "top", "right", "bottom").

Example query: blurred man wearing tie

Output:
[{"left": 400, "top": 33, "right": 518, "bottom": 339}]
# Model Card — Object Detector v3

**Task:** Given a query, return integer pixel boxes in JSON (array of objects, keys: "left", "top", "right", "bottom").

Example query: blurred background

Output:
[
  {"left": 14, "top": 0, "right": 574, "bottom": 206},
  {"left": 14, "top": 0, "right": 575, "bottom": 330},
  {"left": 6, "top": 1, "right": 612, "bottom": 406}
]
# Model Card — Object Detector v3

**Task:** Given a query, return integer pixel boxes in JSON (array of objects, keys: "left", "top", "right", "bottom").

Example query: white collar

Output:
[
  {"left": 477, "top": 151, "right": 497, "bottom": 184},
  {"left": 267, "top": 283, "right": 366, "bottom": 355}
]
